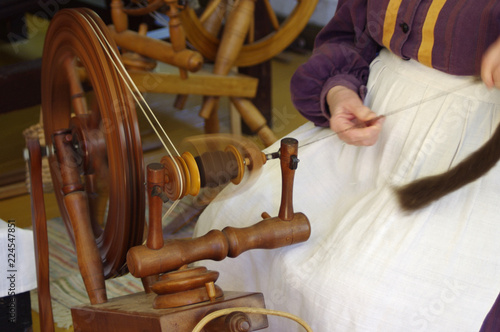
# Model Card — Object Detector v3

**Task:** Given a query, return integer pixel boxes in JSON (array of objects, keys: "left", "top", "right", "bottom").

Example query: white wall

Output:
[{"left": 270, "top": 0, "right": 338, "bottom": 26}]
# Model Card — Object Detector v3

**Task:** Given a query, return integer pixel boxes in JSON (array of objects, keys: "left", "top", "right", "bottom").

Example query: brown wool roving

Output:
[{"left": 396, "top": 122, "right": 500, "bottom": 210}]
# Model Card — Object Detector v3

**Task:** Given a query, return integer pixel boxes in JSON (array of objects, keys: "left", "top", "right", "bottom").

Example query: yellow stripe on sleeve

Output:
[
  {"left": 382, "top": 0, "right": 404, "bottom": 49},
  {"left": 418, "top": 0, "right": 448, "bottom": 67}
]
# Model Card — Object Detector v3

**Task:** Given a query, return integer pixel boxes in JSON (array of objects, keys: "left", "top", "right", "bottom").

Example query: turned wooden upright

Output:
[
  {"left": 27, "top": 139, "right": 55, "bottom": 332},
  {"left": 107, "top": 0, "right": 277, "bottom": 146},
  {"left": 199, "top": 0, "right": 257, "bottom": 120}
]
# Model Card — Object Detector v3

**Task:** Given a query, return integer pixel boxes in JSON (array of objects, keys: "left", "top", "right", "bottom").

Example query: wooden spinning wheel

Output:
[
  {"left": 41, "top": 7, "right": 145, "bottom": 285},
  {"left": 31, "top": 7, "right": 313, "bottom": 332},
  {"left": 180, "top": 0, "right": 319, "bottom": 67}
]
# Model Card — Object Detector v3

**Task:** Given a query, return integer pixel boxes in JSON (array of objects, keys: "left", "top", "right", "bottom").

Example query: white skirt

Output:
[{"left": 193, "top": 49, "right": 500, "bottom": 331}]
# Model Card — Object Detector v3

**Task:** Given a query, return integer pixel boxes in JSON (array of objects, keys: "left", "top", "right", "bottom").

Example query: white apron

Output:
[{"left": 193, "top": 49, "right": 500, "bottom": 331}]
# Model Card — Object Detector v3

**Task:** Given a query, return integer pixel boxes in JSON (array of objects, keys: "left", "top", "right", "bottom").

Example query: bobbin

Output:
[{"left": 160, "top": 142, "right": 265, "bottom": 201}]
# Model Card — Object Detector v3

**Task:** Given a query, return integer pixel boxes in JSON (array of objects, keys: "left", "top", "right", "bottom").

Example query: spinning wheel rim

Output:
[
  {"left": 42, "top": 8, "right": 145, "bottom": 278},
  {"left": 180, "top": 0, "right": 318, "bottom": 67}
]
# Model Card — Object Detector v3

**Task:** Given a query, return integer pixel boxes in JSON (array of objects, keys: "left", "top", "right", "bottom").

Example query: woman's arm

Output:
[{"left": 290, "top": 0, "right": 382, "bottom": 128}]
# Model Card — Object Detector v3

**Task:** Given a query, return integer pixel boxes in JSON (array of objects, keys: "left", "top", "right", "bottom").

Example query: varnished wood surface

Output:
[
  {"left": 128, "top": 68, "right": 259, "bottom": 97},
  {"left": 107, "top": 25, "right": 203, "bottom": 72},
  {"left": 28, "top": 138, "right": 55, "bottom": 332},
  {"left": 198, "top": 0, "right": 257, "bottom": 120},
  {"left": 230, "top": 97, "right": 277, "bottom": 146},
  {"left": 71, "top": 291, "right": 268, "bottom": 332},
  {"left": 147, "top": 163, "right": 165, "bottom": 250},
  {"left": 0, "top": 9, "right": 310, "bottom": 203},
  {"left": 278, "top": 138, "right": 298, "bottom": 221},
  {"left": 1, "top": 52, "right": 309, "bottom": 331},
  {"left": 127, "top": 213, "right": 310, "bottom": 278},
  {"left": 42, "top": 8, "right": 146, "bottom": 280}
]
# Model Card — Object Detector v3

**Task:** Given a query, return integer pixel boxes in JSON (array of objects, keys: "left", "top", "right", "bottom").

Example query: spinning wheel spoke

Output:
[
  {"left": 87, "top": 91, "right": 103, "bottom": 128},
  {"left": 199, "top": 0, "right": 227, "bottom": 37},
  {"left": 64, "top": 57, "right": 88, "bottom": 116},
  {"left": 262, "top": 0, "right": 280, "bottom": 31},
  {"left": 84, "top": 173, "right": 107, "bottom": 238},
  {"left": 199, "top": 0, "right": 224, "bottom": 24},
  {"left": 247, "top": 10, "right": 255, "bottom": 43}
]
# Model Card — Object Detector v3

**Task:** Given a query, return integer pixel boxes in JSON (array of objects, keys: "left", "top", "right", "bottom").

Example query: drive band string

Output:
[{"left": 79, "top": 11, "right": 184, "bottom": 222}]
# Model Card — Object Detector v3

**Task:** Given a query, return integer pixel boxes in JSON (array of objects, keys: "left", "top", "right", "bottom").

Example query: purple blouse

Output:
[{"left": 290, "top": 0, "right": 500, "bottom": 127}]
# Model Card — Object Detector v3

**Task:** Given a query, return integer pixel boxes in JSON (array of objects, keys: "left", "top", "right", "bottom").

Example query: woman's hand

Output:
[
  {"left": 327, "top": 86, "right": 384, "bottom": 146},
  {"left": 481, "top": 36, "right": 500, "bottom": 90}
]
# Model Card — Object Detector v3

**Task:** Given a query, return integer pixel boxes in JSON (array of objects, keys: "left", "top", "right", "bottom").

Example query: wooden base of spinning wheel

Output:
[{"left": 71, "top": 291, "right": 268, "bottom": 332}]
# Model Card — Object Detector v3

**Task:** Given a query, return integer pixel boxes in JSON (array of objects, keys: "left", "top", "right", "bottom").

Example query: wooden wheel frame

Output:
[
  {"left": 42, "top": 8, "right": 145, "bottom": 279},
  {"left": 180, "top": 0, "right": 318, "bottom": 67}
]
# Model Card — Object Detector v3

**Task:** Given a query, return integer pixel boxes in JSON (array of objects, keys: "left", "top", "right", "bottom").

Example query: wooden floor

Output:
[{"left": 0, "top": 13, "right": 310, "bottom": 332}]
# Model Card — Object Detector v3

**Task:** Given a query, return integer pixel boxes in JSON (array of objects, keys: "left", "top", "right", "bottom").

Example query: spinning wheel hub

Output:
[{"left": 70, "top": 115, "right": 106, "bottom": 175}]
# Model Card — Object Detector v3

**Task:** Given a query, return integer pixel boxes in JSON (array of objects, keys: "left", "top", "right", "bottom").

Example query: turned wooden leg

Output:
[
  {"left": 230, "top": 97, "right": 277, "bottom": 147},
  {"left": 166, "top": 0, "right": 190, "bottom": 109},
  {"left": 204, "top": 97, "right": 221, "bottom": 134},
  {"left": 110, "top": 0, "right": 128, "bottom": 33},
  {"left": 199, "top": 0, "right": 257, "bottom": 120}
]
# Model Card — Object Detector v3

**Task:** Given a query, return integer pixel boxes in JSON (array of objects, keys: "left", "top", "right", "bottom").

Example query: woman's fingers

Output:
[
  {"left": 327, "top": 86, "right": 384, "bottom": 146},
  {"left": 331, "top": 107, "right": 384, "bottom": 146},
  {"left": 481, "top": 37, "right": 500, "bottom": 89},
  {"left": 338, "top": 117, "right": 384, "bottom": 146}
]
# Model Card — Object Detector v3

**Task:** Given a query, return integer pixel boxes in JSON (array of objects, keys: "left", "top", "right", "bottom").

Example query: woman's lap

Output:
[{"left": 193, "top": 51, "right": 500, "bottom": 331}]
